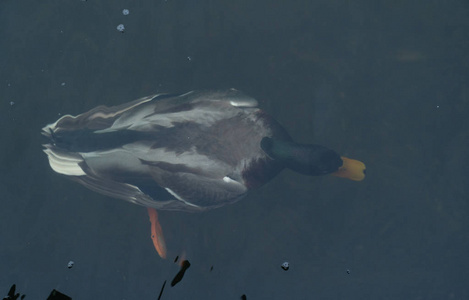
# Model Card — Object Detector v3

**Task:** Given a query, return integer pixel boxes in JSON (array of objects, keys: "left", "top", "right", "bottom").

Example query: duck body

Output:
[{"left": 43, "top": 90, "right": 301, "bottom": 212}]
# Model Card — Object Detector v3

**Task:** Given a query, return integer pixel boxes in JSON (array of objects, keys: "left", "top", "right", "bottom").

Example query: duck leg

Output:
[{"left": 147, "top": 207, "right": 167, "bottom": 259}]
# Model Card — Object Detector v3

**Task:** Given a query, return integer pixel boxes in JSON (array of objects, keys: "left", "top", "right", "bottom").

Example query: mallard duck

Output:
[{"left": 42, "top": 89, "right": 365, "bottom": 258}]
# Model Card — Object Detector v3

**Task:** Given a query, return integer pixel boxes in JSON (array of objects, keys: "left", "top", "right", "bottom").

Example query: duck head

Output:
[{"left": 260, "top": 137, "right": 343, "bottom": 176}]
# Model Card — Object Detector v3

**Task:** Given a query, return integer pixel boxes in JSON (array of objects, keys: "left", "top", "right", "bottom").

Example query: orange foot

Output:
[{"left": 147, "top": 207, "right": 167, "bottom": 259}]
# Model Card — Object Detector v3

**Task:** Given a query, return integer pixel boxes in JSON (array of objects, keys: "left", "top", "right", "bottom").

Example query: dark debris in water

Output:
[
  {"left": 3, "top": 284, "right": 71, "bottom": 300},
  {"left": 46, "top": 290, "right": 71, "bottom": 300},
  {"left": 3, "top": 284, "right": 25, "bottom": 300},
  {"left": 171, "top": 260, "right": 191, "bottom": 287},
  {"left": 157, "top": 280, "right": 166, "bottom": 300}
]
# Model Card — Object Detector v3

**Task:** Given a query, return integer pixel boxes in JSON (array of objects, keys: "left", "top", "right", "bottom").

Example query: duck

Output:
[{"left": 42, "top": 89, "right": 365, "bottom": 258}]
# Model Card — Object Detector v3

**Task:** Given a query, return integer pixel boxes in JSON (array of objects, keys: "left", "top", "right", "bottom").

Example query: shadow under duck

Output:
[{"left": 42, "top": 89, "right": 365, "bottom": 258}]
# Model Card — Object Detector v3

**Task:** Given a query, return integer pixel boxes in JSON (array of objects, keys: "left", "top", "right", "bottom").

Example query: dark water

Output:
[{"left": 1, "top": 0, "right": 468, "bottom": 299}]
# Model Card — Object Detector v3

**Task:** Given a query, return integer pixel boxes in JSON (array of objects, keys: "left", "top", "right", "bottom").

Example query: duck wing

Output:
[
  {"left": 97, "top": 89, "right": 258, "bottom": 133},
  {"left": 141, "top": 158, "right": 248, "bottom": 210}
]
